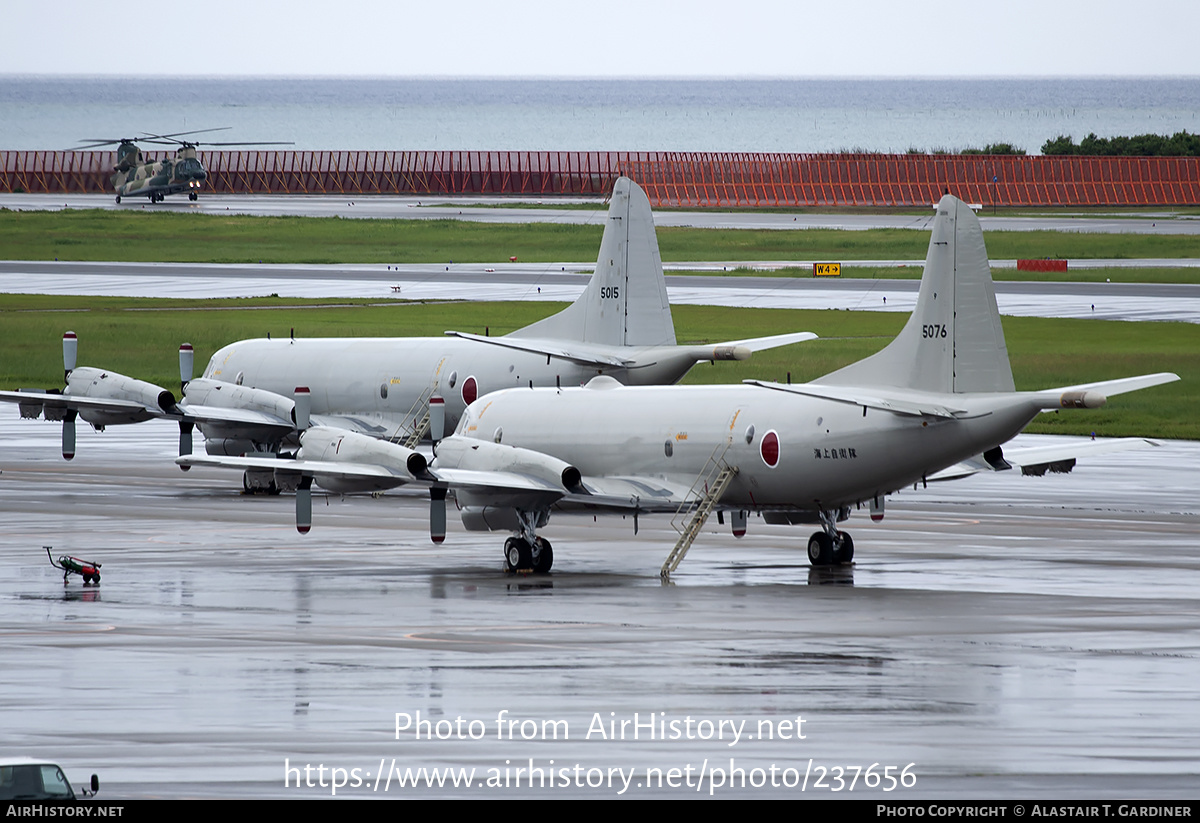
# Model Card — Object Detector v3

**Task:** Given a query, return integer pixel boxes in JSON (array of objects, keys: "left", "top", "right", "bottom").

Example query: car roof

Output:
[{"left": 0, "top": 758, "right": 63, "bottom": 767}]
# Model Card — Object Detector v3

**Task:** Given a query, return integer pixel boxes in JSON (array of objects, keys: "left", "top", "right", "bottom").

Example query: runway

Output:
[
  {"left": 4, "top": 192, "right": 1200, "bottom": 234},
  {"left": 1, "top": 417, "right": 1197, "bottom": 798},
  {"left": 3, "top": 260, "right": 1199, "bottom": 324}
]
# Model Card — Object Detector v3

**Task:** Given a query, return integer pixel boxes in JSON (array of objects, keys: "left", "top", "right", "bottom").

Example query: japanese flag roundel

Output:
[
  {"left": 760, "top": 430, "right": 780, "bottom": 468},
  {"left": 462, "top": 375, "right": 478, "bottom": 405}
]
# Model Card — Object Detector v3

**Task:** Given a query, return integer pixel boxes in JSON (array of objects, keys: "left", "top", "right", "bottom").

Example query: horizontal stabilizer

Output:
[
  {"left": 928, "top": 437, "right": 1161, "bottom": 482},
  {"left": 1029, "top": 373, "right": 1180, "bottom": 411},
  {"left": 715, "top": 331, "right": 817, "bottom": 352}
]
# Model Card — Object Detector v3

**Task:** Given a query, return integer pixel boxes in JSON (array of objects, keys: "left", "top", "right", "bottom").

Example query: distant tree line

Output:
[
  {"left": 1041, "top": 131, "right": 1200, "bottom": 156},
  {"left": 960, "top": 143, "right": 1026, "bottom": 156}
]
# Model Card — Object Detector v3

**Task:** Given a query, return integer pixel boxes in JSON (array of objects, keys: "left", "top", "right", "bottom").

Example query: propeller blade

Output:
[
  {"left": 429, "top": 395, "right": 445, "bottom": 446},
  {"left": 178, "top": 421, "right": 194, "bottom": 470},
  {"left": 62, "top": 411, "right": 76, "bottom": 460},
  {"left": 62, "top": 331, "right": 77, "bottom": 380},
  {"left": 430, "top": 486, "right": 447, "bottom": 544},
  {"left": 297, "top": 476, "right": 313, "bottom": 534},
  {"left": 293, "top": 387, "right": 311, "bottom": 431},
  {"left": 179, "top": 343, "right": 193, "bottom": 390}
]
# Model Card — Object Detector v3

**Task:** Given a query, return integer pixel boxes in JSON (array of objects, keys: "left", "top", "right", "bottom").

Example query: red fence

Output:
[{"left": 4, "top": 150, "right": 1199, "bottom": 207}]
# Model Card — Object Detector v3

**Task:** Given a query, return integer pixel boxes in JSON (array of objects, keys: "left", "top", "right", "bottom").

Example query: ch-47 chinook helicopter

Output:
[{"left": 75, "top": 128, "right": 291, "bottom": 203}]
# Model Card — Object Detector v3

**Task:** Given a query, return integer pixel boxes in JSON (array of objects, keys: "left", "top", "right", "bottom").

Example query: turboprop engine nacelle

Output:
[
  {"left": 434, "top": 436, "right": 583, "bottom": 493},
  {"left": 184, "top": 378, "right": 295, "bottom": 422},
  {"left": 67, "top": 367, "right": 176, "bottom": 425},
  {"left": 299, "top": 427, "right": 428, "bottom": 493}
]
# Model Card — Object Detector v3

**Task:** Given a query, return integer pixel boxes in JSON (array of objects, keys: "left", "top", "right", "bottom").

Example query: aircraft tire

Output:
[
  {"left": 533, "top": 538, "right": 553, "bottom": 573},
  {"left": 115, "top": 195, "right": 121, "bottom": 204},
  {"left": 504, "top": 537, "right": 533, "bottom": 572},
  {"left": 834, "top": 532, "right": 854, "bottom": 564},
  {"left": 807, "top": 532, "right": 834, "bottom": 566}
]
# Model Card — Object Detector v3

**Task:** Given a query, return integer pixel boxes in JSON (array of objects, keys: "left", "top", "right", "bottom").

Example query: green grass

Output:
[
  {"left": 1, "top": 296, "right": 1193, "bottom": 439},
  {"left": 3, "top": 209, "right": 1200, "bottom": 264}
]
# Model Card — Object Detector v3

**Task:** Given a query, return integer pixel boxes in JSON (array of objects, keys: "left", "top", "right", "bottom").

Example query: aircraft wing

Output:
[
  {"left": 743, "top": 380, "right": 967, "bottom": 419},
  {"left": 927, "top": 437, "right": 1161, "bottom": 481},
  {"left": 561, "top": 475, "right": 696, "bottom": 512},
  {"left": 177, "top": 402, "right": 292, "bottom": 431},
  {"left": 443, "top": 332, "right": 633, "bottom": 367},
  {"left": 178, "top": 453, "right": 409, "bottom": 483},
  {"left": 0, "top": 389, "right": 165, "bottom": 417}
]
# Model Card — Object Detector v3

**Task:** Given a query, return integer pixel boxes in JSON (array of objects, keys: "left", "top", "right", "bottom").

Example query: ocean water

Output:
[{"left": 1, "top": 76, "right": 1197, "bottom": 154}]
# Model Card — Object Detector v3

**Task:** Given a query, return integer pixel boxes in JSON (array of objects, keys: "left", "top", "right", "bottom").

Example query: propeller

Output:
[
  {"left": 62, "top": 331, "right": 77, "bottom": 382},
  {"left": 297, "top": 476, "right": 313, "bottom": 534},
  {"left": 61, "top": 332, "right": 77, "bottom": 459},
  {"left": 62, "top": 410, "right": 77, "bottom": 461},
  {"left": 430, "top": 486, "right": 447, "bottom": 544},
  {"left": 429, "top": 395, "right": 445, "bottom": 448},
  {"left": 427, "top": 394, "right": 448, "bottom": 542},
  {"left": 177, "top": 343, "right": 195, "bottom": 469},
  {"left": 293, "top": 387, "right": 313, "bottom": 534}
]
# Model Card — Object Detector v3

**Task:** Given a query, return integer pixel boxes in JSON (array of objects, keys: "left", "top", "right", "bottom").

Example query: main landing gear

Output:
[
  {"left": 807, "top": 509, "right": 854, "bottom": 567},
  {"left": 503, "top": 509, "right": 553, "bottom": 573},
  {"left": 504, "top": 536, "right": 553, "bottom": 573}
]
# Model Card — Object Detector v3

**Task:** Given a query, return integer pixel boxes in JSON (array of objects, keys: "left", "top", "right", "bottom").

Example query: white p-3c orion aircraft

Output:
[
  {"left": 177, "top": 195, "right": 1178, "bottom": 576},
  {"left": 0, "top": 177, "right": 812, "bottom": 493}
]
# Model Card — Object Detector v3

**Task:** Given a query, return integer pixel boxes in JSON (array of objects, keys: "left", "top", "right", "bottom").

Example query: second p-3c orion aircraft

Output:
[
  {"left": 1, "top": 177, "right": 812, "bottom": 491},
  {"left": 178, "top": 195, "right": 1177, "bottom": 576}
]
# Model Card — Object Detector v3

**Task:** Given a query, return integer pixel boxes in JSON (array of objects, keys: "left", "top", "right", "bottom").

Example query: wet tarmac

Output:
[
  {"left": 1, "top": 417, "right": 1197, "bottom": 798},
  {"left": 3, "top": 260, "right": 1199, "bottom": 324}
]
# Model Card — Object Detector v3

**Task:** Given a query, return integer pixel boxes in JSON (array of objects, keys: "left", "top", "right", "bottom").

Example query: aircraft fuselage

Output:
[
  {"left": 453, "top": 383, "right": 1044, "bottom": 514},
  {"left": 201, "top": 336, "right": 703, "bottom": 439}
]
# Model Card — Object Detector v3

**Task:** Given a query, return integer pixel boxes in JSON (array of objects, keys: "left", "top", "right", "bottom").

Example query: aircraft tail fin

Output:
[
  {"left": 816, "top": 194, "right": 1014, "bottom": 394},
  {"left": 508, "top": 177, "right": 676, "bottom": 347}
]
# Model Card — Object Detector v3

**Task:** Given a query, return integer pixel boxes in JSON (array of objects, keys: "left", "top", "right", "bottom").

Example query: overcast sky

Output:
[{"left": 5, "top": 0, "right": 1198, "bottom": 78}]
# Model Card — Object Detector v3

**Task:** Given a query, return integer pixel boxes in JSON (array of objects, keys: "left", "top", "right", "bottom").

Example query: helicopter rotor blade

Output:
[{"left": 140, "top": 127, "right": 232, "bottom": 142}]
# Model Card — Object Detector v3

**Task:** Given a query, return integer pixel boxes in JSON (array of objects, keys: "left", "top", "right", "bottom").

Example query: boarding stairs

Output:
[
  {"left": 661, "top": 443, "right": 738, "bottom": 578},
  {"left": 398, "top": 382, "right": 438, "bottom": 449}
]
